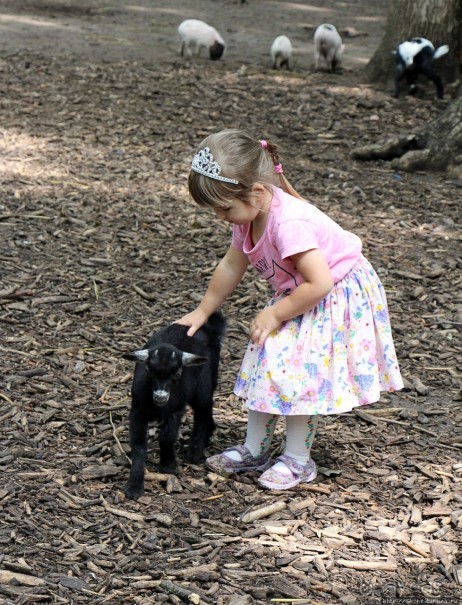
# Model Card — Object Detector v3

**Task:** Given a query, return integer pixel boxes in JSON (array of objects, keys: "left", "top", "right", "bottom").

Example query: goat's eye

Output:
[{"left": 174, "top": 369, "right": 182, "bottom": 379}]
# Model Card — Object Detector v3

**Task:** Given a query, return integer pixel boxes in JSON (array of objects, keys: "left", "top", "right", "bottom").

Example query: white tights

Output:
[{"left": 226, "top": 410, "right": 318, "bottom": 468}]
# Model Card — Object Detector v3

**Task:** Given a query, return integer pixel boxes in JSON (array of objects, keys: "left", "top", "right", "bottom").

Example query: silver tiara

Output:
[{"left": 191, "top": 147, "right": 239, "bottom": 184}]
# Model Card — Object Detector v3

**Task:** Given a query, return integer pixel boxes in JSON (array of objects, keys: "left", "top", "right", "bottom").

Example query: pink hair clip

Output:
[
  {"left": 260, "top": 139, "right": 268, "bottom": 148},
  {"left": 274, "top": 163, "right": 283, "bottom": 174}
]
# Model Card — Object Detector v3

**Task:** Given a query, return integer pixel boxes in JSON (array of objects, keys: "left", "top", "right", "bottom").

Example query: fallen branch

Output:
[
  {"left": 100, "top": 496, "right": 144, "bottom": 521},
  {"left": 145, "top": 470, "right": 172, "bottom": 482},
  {"left": 0, "top": 570, "right": 45, "bottom": 586},
  {"left": 336, "top": 559, "right": 397, "bottom": 571},
  {"left": 109, "top": 410, "right": 131, "bottom": 464},
  {"left": 133, "top": 285, "right": 157, "bottom": 301},
  {"left": 0, "top": 392, "right": 14, "bottom": 405},
  {"left": 240, "top": 500, "right": 286, "bottom": 523},
  {"left": 401, "top": 538, "right": 430, "bottom": 558},
  {"left": 299, "top": 483, "right": 331, "bottom": 495},
  {"left": 159, "top": 580, "right": 211, "bottom": 604},
  {"left": 169, "top": 562, "right": 218, "bottom": 579}
]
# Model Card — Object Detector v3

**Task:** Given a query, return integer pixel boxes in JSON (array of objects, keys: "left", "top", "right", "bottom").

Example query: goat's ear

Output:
[
  {"left": 122, "top": 349, "right": 150, "bottom": 363},
  {"left": 181, "top": 352, "right": 208, "bottom": 366}
]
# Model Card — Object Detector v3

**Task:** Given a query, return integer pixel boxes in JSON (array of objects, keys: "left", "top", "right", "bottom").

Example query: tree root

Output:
[
  {"left": 351, "top": 133, "right": 449, "bottom": 172},
  {"left": 352, "top": 87, "right": 462, "bottom": 173},
  {"left": 390, "top": 148, "right": 433, "bottom": 171},
  {"left": 351, "top": 134, "right": 422, "bottom": 162}
]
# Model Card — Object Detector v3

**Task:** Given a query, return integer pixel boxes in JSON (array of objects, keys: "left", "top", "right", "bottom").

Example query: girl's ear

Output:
[{"left": 250, "top": 183, "right": 267, "bottom": 208}]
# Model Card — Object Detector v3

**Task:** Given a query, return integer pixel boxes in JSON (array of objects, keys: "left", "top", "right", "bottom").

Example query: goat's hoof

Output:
[
  {"left": 187, "top": 451, "right": 204, "bottom": 464},
  {"left": 158, "top": 464, "right": 178, "bottom": 474},
  {"left": 124, "top": 483, "right": 144, "bottom": 500}
]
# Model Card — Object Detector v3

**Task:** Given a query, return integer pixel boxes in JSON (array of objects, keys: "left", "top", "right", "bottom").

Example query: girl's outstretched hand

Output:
[
  {"left": 175, "top": 308, "right": 209, "bottom": 337},
  {"left": 250, "top": 307, "right": 280, "bottom": 346}
]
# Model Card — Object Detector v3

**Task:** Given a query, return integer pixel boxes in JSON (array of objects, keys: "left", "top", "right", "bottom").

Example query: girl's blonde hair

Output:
[{"left": 188, "top": 129, "right": 303, "bottom": 209}]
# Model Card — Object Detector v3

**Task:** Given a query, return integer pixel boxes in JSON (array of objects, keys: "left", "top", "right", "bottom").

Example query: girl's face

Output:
[
  {"left": 212, "top": 198, "right": 260, "bottom": 225},
  {"left": 211, "top": 184, "right": 270, "bottom": 225}
]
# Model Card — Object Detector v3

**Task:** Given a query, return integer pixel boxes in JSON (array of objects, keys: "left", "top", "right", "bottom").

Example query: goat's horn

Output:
[{"left": 133, "top": 349, "right": 149, "bottom": 362}]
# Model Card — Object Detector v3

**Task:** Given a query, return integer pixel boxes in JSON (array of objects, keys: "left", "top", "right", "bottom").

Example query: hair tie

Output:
[
  {"left": 274, "top": 163, "right": 283, "bottom": 174},
  {"left": 260, "top": 139, "right": 268, "bottom": 149}
]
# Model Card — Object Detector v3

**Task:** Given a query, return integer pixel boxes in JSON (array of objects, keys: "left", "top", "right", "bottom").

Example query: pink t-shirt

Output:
[{"left": 232, "top": 187, "right": 362, "bottom": 294}]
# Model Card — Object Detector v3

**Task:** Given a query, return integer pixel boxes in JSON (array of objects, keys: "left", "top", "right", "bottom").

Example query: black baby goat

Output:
[{"left": 122, "top": 312, "right": 226, "bottom": 500}]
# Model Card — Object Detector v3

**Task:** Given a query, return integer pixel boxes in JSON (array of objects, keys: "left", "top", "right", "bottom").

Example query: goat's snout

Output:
[{"left": 152, "top": 389, "right": 170, "bottom": 404}]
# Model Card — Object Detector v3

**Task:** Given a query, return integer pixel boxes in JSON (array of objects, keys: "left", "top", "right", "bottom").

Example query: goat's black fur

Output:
[
  {"left": 394, "top": 38, "right": 447, "bottom": 99},
  {"left": 123, "top": 312, "right": 226, "bottom": 500}
]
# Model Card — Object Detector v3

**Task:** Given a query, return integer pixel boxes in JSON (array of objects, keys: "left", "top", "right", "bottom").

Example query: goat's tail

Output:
[
  {"left": 434, "top": 45, "right": 449, "bottom": 60},
  {"left": 205, "top": 311, "right": 227, "bottom": 341}
]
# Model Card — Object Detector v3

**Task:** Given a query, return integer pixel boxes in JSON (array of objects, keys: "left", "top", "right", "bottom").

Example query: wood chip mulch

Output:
[{"left": 0, "top": 50, "right": 461, "bottom": 604}]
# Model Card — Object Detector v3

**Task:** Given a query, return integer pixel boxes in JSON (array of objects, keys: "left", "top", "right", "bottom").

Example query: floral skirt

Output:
[{"left": 234, "top": 256, "right": 404, "bottom": 416}]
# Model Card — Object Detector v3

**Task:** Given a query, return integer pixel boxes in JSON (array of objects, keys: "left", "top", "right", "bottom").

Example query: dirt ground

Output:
[
  {"left": 0, "top": 1, "right": 461, "bottom": 604},
  {"left": 0, "top": 0, "right": 386, "bottom": 69}
]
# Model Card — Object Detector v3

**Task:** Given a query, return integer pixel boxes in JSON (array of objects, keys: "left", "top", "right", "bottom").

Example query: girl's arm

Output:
[
  {"left": 177, "top": 245, "right": 249, "bottom": 336},
  {"left": 250, "top": 248, "right": 334, "bottom": 345}
]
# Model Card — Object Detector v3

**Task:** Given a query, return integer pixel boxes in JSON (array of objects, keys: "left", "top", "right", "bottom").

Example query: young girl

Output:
[{"left": 177, "top": 129, "right": 403, "bottom": 490}]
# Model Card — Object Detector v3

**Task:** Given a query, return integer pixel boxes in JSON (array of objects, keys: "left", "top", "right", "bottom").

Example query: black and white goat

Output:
[
  {"left": 122, "top": 312, "right": 226, "bottom": 500},
  {"left": 178, "top": 19, "right": 226, "bottom": 61},
  {"left": 393, "top": 37, "right": 449, "bottom": 99}
]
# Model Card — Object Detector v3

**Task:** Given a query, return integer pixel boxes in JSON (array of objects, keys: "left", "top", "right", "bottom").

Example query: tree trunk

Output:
[
  {"left": 352, "top": 92, "right": 462, "bottom": 175},
  {"left": 364, "top": 0, "right": 461, "bottom": 88},
  {"left": 354, "top": 0, "right": 462, "bottom": 173}
]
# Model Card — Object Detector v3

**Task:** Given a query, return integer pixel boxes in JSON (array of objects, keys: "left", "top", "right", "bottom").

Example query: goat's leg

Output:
[
  {"left": 125, "top": 410, "right": 149, "bottom": 500},
  {"left": 326, "top": 48, "right": 336, "bottom": 72},
  {"left": 405, "top": 70, "right": 418, "bottom": 95},
  {"left": 419, "top": 63, "right": 444, "bottom": 98},
  {"left": 158, "top": 411, "right": 182, "bottom": 473},
  {"left": 188, "top": 401, "right": 216, "bottom": 463},
  {"left": 393, "top": 63, "right": 406, "bottom": 98},
  {"left": 314, "top": 50, "right": 321, "bottom": 71}
]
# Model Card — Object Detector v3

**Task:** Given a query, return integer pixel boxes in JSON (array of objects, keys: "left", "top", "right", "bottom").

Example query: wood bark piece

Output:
[
  {"left": 169, "top": 563, "right": 218, "bottom": 579},
  {"left": 240, "top": 500, "right": 287, "bottom": 523},
  {"left": 159, "top": 580, "right": 210, "bottom": 603},
  {"left": 100, "top": 497, "right": 144, "bottom": 521},
  {"left": 0, "top": 570, "right": 45, "bottom": 586},
  {"left": 272, "top": 574, "right": 307, "bottom": 598},
  {"left": 401, "top": 538, "right": 430, "bottom": 558},
  {"left": 337, "top": 560, "right": 398, "bottom": 571}
]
